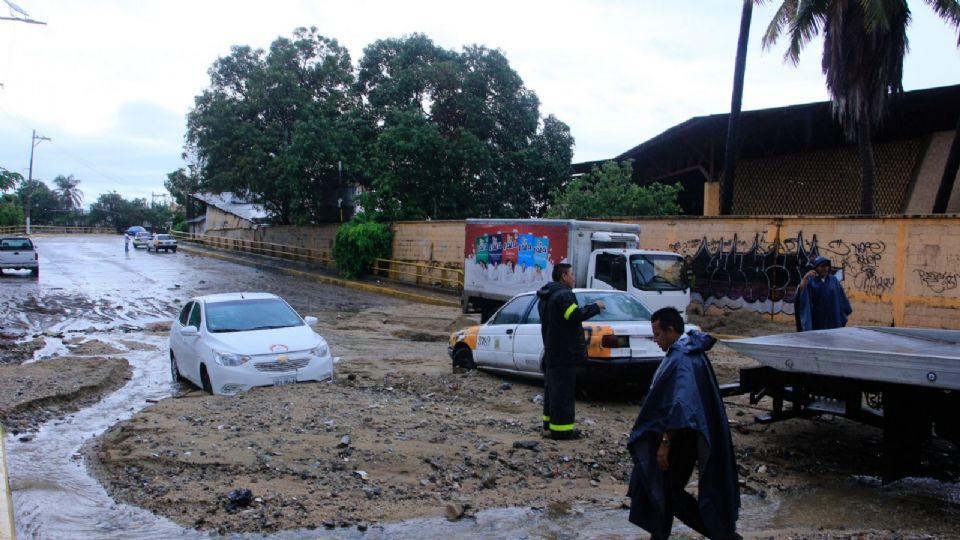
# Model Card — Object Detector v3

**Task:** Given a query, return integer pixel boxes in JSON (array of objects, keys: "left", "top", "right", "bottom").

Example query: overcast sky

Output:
[{"left": 1, "top": 1, "right": 957, "bottom": 207}]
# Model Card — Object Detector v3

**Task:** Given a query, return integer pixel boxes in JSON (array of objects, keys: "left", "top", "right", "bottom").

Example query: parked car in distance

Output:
[
  {"left": 448, "top": 289, "right": 696, "bottom": 384},
  {"left": 132, "top": 231, "right": 153, "bottom": 249},
  {"left": 147, "top": 233, "right": 178, "bottom": 253},
  {"left": 0, "top": 236, "right": 39, "bottom": 277},
  {"left": 169, "top": 292, "right": 335, "bottom": 395}
]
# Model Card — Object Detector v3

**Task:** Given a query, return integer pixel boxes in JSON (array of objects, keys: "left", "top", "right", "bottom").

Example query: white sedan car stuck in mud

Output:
[
  {"left": 449, "top": 289, "right": 690, "bottom": 384},
  {"left": 169, "top": 292, "right": 334, "bottom": 395}
]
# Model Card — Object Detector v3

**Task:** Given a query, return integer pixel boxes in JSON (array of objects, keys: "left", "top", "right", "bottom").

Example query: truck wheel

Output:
[
  {"left": 172, "top": 247, "right": 177, "bottom": 253},
  {"left": 452, "top": 347, "right": 476, "bottom": 372},
  {"left": 31, "top": 267, "right": 39, "bottom": 278}
]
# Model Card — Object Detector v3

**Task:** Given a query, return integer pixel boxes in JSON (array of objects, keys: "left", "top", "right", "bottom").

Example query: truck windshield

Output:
[{"left": 629, "top": 254, "right": 686, "bottom": 291}]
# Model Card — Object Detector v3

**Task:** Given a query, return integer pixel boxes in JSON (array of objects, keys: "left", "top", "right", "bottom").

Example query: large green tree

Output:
[
  {"left": 0, "top": 194, "right": 24, "bottom": 227},
  {"left": 165, "top": 166, "right": 202, "bottom": 219},
  {"left": 87, "top": 192, "right": 150, "bottom": 232},
  {"left": 546, "top": 160, "right": 683, "bottom": 219},
  {"left": 17, "top": 180, "right": 58, "bottom": 225},
  {"left": 186, "top": 27, "right": 356, "bottom": 224},
  {"left": 760, "top": 0, "right": 960, "bottom": 215},
  {"left": 0, "top": 167, "right": 23, "bottom": 192},
  {"left": 355, "top": 35, "right": 573, "bottom": 220}
]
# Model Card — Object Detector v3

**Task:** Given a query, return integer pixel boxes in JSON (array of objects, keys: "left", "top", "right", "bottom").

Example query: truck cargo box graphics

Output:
[{"left": 465, "top": 224, "right": 569, "bottom": 296}]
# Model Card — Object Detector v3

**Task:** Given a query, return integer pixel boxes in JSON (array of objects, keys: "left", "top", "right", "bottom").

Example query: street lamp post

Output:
[{"left": 25, "top": 129, "right": 51, "bottom": 234}]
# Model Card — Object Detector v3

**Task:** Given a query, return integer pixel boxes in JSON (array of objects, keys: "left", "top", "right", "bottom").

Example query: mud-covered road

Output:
[{"left": 2, "top": 235, "right": 959, "bottom": 539}]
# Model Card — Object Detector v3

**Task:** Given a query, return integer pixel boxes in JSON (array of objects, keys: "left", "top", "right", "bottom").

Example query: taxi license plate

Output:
[{"left": 273, "top": 375, "right": 297, "bottom": 386}]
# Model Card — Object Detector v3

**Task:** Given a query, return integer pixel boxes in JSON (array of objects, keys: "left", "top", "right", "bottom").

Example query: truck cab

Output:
[{"left": 587, "top": 249, "right": 689, "bottom": 319}]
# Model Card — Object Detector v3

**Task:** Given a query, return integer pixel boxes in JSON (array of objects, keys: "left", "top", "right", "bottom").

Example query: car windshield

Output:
[
  {"left": 205, "top": 298, "right": 304, "bottom": 333},
  {"left": 157, "top": 235, "right": 172, "bottom": 240},
  {"left": 574, "top": 292, "right": 652, "bottom": 322},
  {"left": 628, "top": 254, "right": 686, "bottom": 291}
]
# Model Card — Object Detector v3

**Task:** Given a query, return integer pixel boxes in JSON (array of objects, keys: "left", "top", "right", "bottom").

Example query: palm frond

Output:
[
  {"left": 785, "top": 0, "right": 830, "bottom": 65},
  {"left": 760, "top": 0, "right": 799, "bottom": 50},
  {"left": 924, "top": 0, "right": 960, "bottom": 45},
  {"left": 859, "top": 0, "right": 893, "bottom": 32}
]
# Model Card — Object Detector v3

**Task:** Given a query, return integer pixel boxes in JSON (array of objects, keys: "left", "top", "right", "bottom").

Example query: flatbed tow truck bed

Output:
[{"left": 722, "top": 327, "right": 960, "bottom": 482}]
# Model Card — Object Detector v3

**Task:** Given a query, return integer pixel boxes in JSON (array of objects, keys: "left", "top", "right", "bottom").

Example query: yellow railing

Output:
[
  {"left": 0, "top": 225, "right": 113, "bottom": 235},
  {"left": 170, "top": 231, "right": 335, "bottom": 267},
  {"left": 171, "top": 231, "right": 464, "bottom": 291},
  {"left": 372, "top": 257, "right": 464, "bottom": 291}
]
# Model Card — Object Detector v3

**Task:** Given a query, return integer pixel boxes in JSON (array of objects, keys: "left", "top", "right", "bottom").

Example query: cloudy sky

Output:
[{"left": 0, "top": 1, "right": 957, "bottom": 207}]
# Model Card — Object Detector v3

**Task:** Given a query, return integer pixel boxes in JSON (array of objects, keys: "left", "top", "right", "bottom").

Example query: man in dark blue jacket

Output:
[
  {"left": 536, "top": 263, "right": 604, "bottom": 440},
  {"left": 795, "top": 255, "right": 852, "bottom": 331},
  {"left": 627, "top": 307, "right": 740, "bottom": 539}
]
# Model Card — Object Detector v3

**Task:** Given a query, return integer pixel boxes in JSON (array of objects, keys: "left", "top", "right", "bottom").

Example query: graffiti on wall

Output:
[
  {"left": 669, "top": 231, "right": 894, "bottom": 314},
  {"left": 915, "top": 269, "right": 959, "bottom": 294}
]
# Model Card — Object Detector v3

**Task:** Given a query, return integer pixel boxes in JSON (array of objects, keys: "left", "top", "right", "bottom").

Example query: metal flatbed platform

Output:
[{"left": 723, "top": 326, "right": 960, "bottom": 391}]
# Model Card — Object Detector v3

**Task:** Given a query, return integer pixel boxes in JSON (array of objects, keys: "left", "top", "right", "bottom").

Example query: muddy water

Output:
[{"left": 4, "top": 235, "right": 960, "bottom": 538}]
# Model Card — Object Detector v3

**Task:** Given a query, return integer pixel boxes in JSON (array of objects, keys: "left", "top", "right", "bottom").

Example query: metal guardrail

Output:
[
  {"left": 0, "top": 225, "right": 112, "bottom": 236},
  {"left": 171, "top": 231, "right": 464, "bottom": 292},
  {"left": 372, "top": 258, "right": 463, "bottom": 291}
]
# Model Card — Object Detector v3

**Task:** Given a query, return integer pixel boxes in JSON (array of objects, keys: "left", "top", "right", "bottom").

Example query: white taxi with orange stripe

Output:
[{"left": 449, "top": 289, "right": 691, "bottom": 383}]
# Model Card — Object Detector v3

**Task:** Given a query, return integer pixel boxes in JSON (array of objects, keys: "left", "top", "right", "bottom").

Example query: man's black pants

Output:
[
  {"left": 542, "top": 364, "right": 576, "bottom": 433},
  {"left": 657, "top": 429, "right": 711, "bottom": 539}
]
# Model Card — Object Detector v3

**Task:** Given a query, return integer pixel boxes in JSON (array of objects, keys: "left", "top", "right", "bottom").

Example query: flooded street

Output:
[{"left": 2, "top": 235, "right": 959, "bottom": 539}]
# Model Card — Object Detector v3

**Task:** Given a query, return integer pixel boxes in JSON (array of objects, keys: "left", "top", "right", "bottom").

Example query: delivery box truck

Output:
[{"left": 462, "top": 219, "right": 690, "bottom": 321}]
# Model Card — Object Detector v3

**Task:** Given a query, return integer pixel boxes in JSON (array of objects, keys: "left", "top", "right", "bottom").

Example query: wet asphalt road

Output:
[{"left": 0, "top": 234, "right": 403, "bottom": 335}]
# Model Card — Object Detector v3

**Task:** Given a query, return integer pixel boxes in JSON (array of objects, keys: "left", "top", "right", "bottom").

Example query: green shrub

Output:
[{"left": 333, "top": 218, "right": 393, "bottom": 279}]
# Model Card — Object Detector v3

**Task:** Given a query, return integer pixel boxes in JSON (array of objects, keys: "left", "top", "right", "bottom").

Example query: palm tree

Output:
[
  {"left": 721, "top": 0, "right": 755, "bottom": 215},
  {"left": 53, "top": 174, "right": 83, "bottom": 210},
  {"left": 760, "top": 0, "right": 960, "bottom": 215}
]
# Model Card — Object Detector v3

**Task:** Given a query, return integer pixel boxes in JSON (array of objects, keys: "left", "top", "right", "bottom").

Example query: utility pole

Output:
[{"left": 25, "top": 129, "right": 51, "bottom": 234}]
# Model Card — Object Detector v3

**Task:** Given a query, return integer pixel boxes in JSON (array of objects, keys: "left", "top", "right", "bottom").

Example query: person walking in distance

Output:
[
  {"left": 626, "top": 307, "right": 740, "bottom": 539},
  {"left": 536, "top": 263, "right": 604, "bottom": 440},
  {"left": 795, "top": 255, "right": 852, "bottom": 331}
]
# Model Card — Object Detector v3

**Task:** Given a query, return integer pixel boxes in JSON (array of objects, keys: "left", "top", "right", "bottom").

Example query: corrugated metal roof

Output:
[{"left": 191, "top": 192, "right": 268, "bottom": 222}]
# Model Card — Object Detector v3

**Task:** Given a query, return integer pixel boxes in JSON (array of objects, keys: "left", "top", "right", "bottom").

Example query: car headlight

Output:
[
  {"left": 310, "top": 341, "right": 329, "bottom": 358},
  {"left": 214, "top": 351, "right": 250, "bottom": 367}
]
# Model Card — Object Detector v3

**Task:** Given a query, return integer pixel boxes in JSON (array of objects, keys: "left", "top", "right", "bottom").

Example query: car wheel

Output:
[
  {"left": 172, "top": 247, "right": 177, "bottom": 253},
  {"left": 452, "top": 347, "right": 476, "bottom": 372},
  {"left": 31, "top": 267, "right": 39, "bottom": 277},
  {"left": 170, "top": 352, "right": 185, "bottom": 382},
  {"left": 200, "top": 364, "right": 214, "bottom": 394}
]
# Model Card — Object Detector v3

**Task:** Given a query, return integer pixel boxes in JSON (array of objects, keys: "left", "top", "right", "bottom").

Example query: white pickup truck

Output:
[{"left": 0, "top": 236, "right": 40, "bottom": 277}]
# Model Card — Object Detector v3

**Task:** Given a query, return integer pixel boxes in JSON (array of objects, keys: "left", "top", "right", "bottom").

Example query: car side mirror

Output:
[
  {"left": 303, "top": 316, "right": 318, "bottom": 326},
  {"left": 181, "top": 325, "right": 200, "bottom": 336}
]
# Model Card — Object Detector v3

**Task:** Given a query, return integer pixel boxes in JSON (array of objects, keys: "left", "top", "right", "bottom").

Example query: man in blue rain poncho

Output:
[
  {"left": 795, "top": 255, "right": 852, "bottom": 331},
  {"left": 626, "top": 307, "right": 740, "bottom": 540}
]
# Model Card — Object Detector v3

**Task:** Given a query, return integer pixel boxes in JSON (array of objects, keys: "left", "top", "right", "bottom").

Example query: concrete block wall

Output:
[
  {"left": 386, "top": 216, "right": 960, "bottom": 330},
  {"left": 193, "top": 215, "right": 960, "bottom": 330}
]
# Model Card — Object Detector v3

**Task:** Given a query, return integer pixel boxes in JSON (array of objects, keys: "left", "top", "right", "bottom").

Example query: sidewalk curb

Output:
[
  {"left": 0, "top": 427, "right": 15, "bottom": 540},
  {"left": 179, "top": 244, "right": 460, "bottom": 308}
]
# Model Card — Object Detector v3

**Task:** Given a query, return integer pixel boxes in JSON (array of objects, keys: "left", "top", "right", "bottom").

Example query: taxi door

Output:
[
  {"left": 512, "top": 297, "right": 546, "bottom": 374},
  {"left": 473, "top": 295, "right": 534, "bottom": 370}
]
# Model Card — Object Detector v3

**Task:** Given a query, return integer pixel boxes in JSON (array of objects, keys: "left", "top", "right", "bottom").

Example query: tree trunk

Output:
[
  {"left": 857, "top": 118, "right": 876, "bottom": 215},
  {"left": 720, "top": 0, "right": 753, "bottom": 216},
  {"left": 932, "top": 114, "right": 960, "bottom": 214}
]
